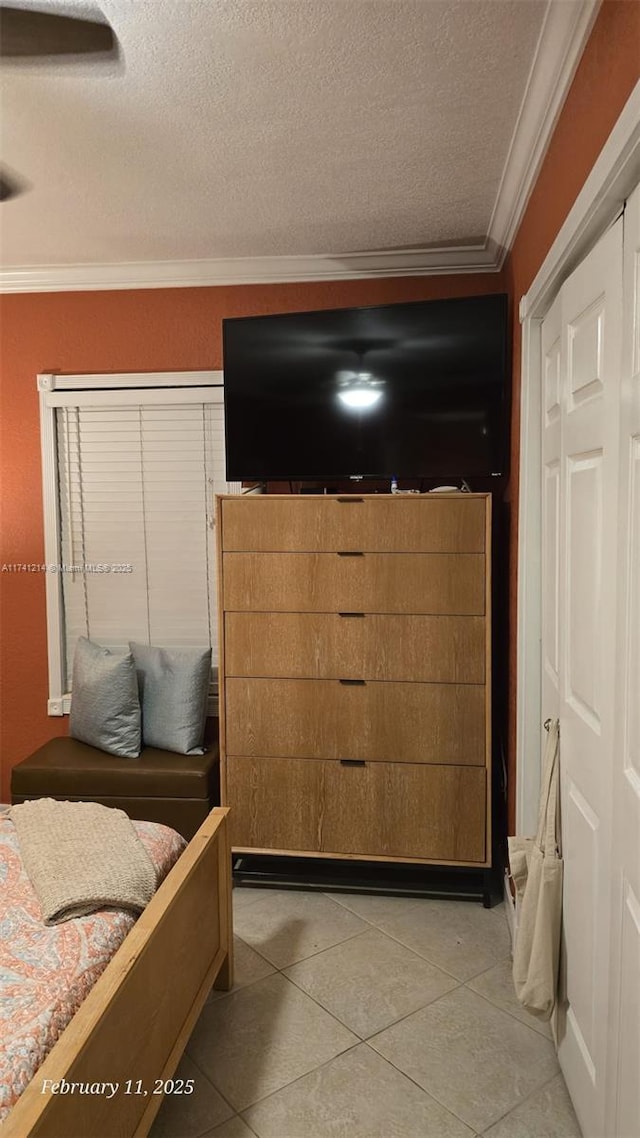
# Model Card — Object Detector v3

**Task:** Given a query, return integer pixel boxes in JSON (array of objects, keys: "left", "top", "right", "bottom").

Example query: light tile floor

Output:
[{"left": 151, "top": 887, "right": 582, "bottom": 1138}]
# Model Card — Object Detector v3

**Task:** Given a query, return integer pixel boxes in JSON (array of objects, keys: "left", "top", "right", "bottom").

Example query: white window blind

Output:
[{"left": 54, "top": 392, "right": 235, "bottom": 696}]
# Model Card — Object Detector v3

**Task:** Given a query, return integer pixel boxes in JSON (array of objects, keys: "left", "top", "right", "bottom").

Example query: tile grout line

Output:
[
  {"left": 233, "top": 1035, "right": 556, "bottom": 1137},
  {"left": 340, "top": 916, "right": 512, "bottom": 985},
  {"left": 232, "top": 931, "right": 278, "bottom": 969},
  {"left": 200, "top": 978, "right": 560, "bottom": 1138},
  {"left": 463, "top": 973, "right": 557, "bottom": 1041},
  {"left": 228, "top": 892, "right": 541, "bottom": 1128},
  {"left": 235, "top": 893, "right": 513, "bottom": 990},
  {"left": 200, "top": 969, "right": 472, "bottom": 1132},
  {"left": 280, "top": 952, "right": 464, "bottom": 1042},
  {"left": 232, "top": 922, "right": 373, "bottom": 972},
  {"left": 234, "top": 1032, "right": 363, "bottom": 1117},
  {"left": 198, "top": 897, "right": 557, "bottom": 1137},
  {"left": 324, "top": 900, "right": 469, "bottom": 981},
  {"left": 325, "top": 891, "right": 509, "bottom": 925},
  {"left": 205, "top": 960, "right": 501, "bottom": 1122},
  {"left": 204, "top": 968, "right": 276, "bottom": 1004},
  {"left": 364, "top": 988, "right": 560, "bottom": 1135},
  {"left": 475, "top": 1069, "right": 571, "bottom": 1136},
  {"left": 213, "top": 923, "right": 417, "bottom": 1012},
  {"left": 233, "top": 923, "right": 476, "bottom": 1043},
  {"left": 231, "top": 901, "right": 532, "bottom": 1050},
  {"left": 230, "top": 926, "right": 469, "bottom": 1042},
  {"left": 320, "top": 891, "right": 424, "bottom": 923},
  {"left": 317, "top": 891, "right": 512, "bottom": 981},
  {"left": 269, "top": 970, "right": 364, "bottom": 1037},
  {"left": 282, "top": 923, "right": 464, "bottom": 980},
  {"left": 216, "top": 927, "right": 372, "bottom": 1004},
  {"left": 193, "top": 972, "right": 360, "bottom": 1116},
  {"left": 200, "top": 1115, "right": 259, "bottom": 1138},
  {"left": 359, "top": 1039, "right": 482, "bottom": 1135},
  {"left": 210, "top": 1117, "right": 260, "bottom": 1138},
  {"left": 180, "top": 1047, "right": 238, "bottom": 1124},
  {"left": 236, "top": 1040, "right": 365, "bottom": 1118}
]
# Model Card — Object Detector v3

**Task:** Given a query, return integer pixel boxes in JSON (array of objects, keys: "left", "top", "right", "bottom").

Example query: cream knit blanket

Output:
[{"left": 10, "top": 798, "right": 157, "bottom": 924}]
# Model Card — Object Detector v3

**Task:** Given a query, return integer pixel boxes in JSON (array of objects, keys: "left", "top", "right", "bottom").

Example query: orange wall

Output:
[
  {"left": 503, "top": 0, "right": 640, "bottom": 827},
  {"left": 0, "top": 274, "right": 503, "bottom": 800},
  {"left": 2, "top": 0, "right": 638, "bottom": 817}
]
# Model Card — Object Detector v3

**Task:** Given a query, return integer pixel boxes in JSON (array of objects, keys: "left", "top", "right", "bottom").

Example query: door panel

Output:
[
  {"left": 627, "top": 440, "right": 640, "bottom": 780},
  {"left": 562, "top": 781, "right": 599, "bottom": 1069},
  {"left": 566, "top": 451, "right": 602, "bottom": 728},
  {"left": 544, "top": 460, "right": 561, "bottom": 682},
  {"left": 545, "top": 334, "right": 561, "bottom": 422},
  {"left": 542, "top": 298, "right": 562, "bottom": 734},
  {"left": 615, "top": 881, "right": 640, "bottom": 1136},
  {"left": 541, "top": 216, "right": 623, "bottom": 1137},
  {"left": 605, "top": 185, "right": 640, "bottom": 1138},
  {"left": 568, "top": 296, "right": 605, "bottom": 405}
]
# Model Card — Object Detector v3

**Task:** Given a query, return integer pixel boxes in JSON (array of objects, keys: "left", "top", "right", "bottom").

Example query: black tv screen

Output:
[{"left": 223, "top": 293, "right": 509, "bottom": 481}]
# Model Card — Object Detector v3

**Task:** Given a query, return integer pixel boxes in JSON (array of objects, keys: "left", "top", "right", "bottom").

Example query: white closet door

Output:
[
  {"left": 541, "top": 290, "right": 562, "bottom": 737},
  {"left": 541, "top": 216, "right": 623, "bottom": 1137},
  {"left": 605, "top": 184, "right": 640, "bottom": 1138}
]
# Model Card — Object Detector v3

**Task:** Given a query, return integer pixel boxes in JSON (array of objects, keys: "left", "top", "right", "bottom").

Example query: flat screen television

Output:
[{"left": 222, "top": 293, "right": 509, "bottom": 482}]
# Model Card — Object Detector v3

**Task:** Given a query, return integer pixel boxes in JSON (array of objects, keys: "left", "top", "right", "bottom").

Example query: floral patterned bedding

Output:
[{"left": 0, "top": 813, "right": 186, "bottom": 1123}]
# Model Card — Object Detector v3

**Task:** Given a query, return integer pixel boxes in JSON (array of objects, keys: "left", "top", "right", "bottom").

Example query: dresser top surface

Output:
[{"left": 217, "top": 492, "right": 490, "bottom": 501}]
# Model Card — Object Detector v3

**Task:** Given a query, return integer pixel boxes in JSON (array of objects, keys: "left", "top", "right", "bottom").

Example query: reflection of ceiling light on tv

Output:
[{"left": 337, "top": 387, "right": 383, "bottom": 409}]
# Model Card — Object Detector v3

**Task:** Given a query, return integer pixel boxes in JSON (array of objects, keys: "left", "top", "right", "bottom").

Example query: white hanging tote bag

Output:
[{"left": 508, "top": 719, "right": 563, "bottom": 1020}]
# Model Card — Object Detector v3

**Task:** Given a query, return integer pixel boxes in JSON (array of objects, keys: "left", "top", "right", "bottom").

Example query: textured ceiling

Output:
[{"left": 1, "top": 0, "right": 551, "bottom": 269}]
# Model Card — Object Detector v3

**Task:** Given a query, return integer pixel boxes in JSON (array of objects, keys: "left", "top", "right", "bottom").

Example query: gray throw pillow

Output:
[
  {"left": 130, "top": 643, "right": 211, "bottom": 755},
  {"left": 69, "top": 637, "right": 142, "bottom": 758}
]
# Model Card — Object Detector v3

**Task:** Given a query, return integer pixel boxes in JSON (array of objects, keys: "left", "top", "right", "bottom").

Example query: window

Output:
[{"left": 39, "top": 371, "right": 240, "bottom": 714}]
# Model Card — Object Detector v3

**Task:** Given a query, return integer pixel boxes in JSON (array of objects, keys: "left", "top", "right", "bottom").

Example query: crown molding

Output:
[
  {"left": 489, "top": 0, "right": 602, "bottom": 269},
  {"left": 0, "top": 243, "right": 501, "bottom": 294},
  {"left": 0, "top": 0, "right": 602, "bottom": 295},
  {"left": 521, "top": 77, "right": 640, "bottom": 321}
]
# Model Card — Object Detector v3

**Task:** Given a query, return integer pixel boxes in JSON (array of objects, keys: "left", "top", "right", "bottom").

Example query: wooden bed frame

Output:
[{"left": 3, "top": 807, "right": 233, "bottom": 1138}]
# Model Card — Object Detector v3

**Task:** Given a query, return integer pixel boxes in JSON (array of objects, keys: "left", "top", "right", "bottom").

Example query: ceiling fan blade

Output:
[
  {"left": 0, "top": 168, "right": 25, "bottom": 200},
  {"left": 0, "top": 5, "right": 114, "bottom": 57}
]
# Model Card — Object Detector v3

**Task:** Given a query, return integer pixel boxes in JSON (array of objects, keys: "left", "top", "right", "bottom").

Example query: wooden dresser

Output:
[{"left": 216, "top": 493, "right": 491, "bottom": 867}]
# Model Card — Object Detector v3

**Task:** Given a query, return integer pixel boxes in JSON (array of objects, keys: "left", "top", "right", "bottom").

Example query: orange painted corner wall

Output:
[
  {"left": 503, "top": 0, "right": 640, "bottom": 829},
  {"left": 2, "top": 0, "right": 637, "bottom": 819},
  {"left": 0, "top": 273, "right": 504, "bottom": 801}
]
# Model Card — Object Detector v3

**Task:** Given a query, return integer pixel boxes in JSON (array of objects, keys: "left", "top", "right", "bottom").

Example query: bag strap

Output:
[
  {"left": 534, "top": 722, "right": 555, "bottom": 841},
  {"left": 535, "top": 719, "right": 560, "bottom": 854},
  {"left": 544, "top": 723, "right": 560, "bottom": 855}
]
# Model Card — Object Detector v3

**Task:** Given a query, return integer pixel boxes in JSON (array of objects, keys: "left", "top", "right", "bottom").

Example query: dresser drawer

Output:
[
  {"left": 220, "top": 495, "right": 486, "bottom": 553},
  {"left": 222, "top": 552, "right": 485, "bottom": 614},
  {"left": 225, "top": 612, "right": 485, "bottom": 683},
  {"left": 226, "top": 756, "right": 486, "bottom": 863},
  {"left": 225, "top": 677, "right": 486, "bottom": 765},
  {"left": 225, "top": 755, "right": 324, "bottom": 852}
]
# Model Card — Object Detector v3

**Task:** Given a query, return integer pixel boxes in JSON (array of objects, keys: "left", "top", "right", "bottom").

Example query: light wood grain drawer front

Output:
[
  {"left": 222, "top": 553, "right": 484, "bottom": 614},
  {"left": 225, "top": 678, "right": 485, "bottom": 765},
  {"left": 225, "top": 612, "right": 485, "bottom": 683},
  {"left": 226, "top": 757, "right": 486, "bottom": 863},
  {"left": 225, "top": 756, "right": 323, "bottom": 852},
  {"left": 323, "top": 761, "right": 485, "bottom": 862},
  {"left": 221, "top": 496, "right": 486, "bottom": 553}
]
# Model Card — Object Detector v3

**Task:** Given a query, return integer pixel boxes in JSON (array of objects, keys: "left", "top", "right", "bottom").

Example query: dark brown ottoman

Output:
[{"left": 11, "top": 737, "right": 220, "bottom": 840}]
